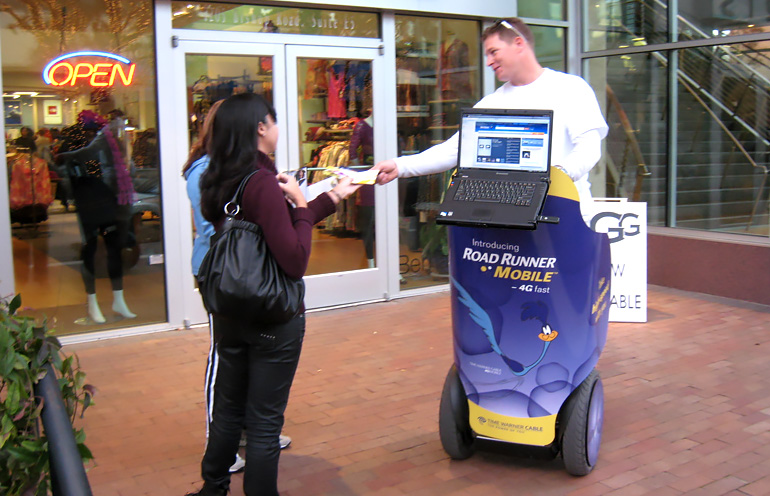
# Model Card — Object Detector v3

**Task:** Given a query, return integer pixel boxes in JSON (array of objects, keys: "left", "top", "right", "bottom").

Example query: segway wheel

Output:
[
  {"left": 561, "top": 369, "right": 603, "bottom": 476},
  {"left": 438, "top": 365, "right": 476, "bottom": 460}
]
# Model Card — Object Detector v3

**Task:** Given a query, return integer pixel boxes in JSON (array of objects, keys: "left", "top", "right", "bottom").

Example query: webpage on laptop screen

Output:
[{"left": 460, "top": 114, "right": 550, "bottom": 173}]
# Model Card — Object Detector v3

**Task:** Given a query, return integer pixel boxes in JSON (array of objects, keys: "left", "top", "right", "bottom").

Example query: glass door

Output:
[
  {"left": 286, "top": 45, "right": 387, "bottom": 309},
  {"left": 174, "top": 41, "right": 387, "bottom": 323},
  {"left": 172, "top": 41, "right": 287, "bottom": 325}
]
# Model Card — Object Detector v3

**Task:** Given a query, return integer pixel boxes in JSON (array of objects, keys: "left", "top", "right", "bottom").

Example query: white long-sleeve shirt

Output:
[{"left": 395, "top": 68, "right": 608, "bottom": 203}]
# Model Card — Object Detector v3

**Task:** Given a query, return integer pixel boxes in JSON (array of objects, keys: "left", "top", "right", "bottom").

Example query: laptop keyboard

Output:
[{"left": 453, "top": 179, "right": 537, "bottom": 205}]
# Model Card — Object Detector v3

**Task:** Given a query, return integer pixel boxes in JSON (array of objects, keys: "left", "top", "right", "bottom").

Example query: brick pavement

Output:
[{"left": 67, "top": 286, "right": 770, "bottom": 495}]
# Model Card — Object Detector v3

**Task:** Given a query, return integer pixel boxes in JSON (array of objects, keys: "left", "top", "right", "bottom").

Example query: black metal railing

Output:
[{"left": 34, "top": 354, "right": 93, "bottom": 495}]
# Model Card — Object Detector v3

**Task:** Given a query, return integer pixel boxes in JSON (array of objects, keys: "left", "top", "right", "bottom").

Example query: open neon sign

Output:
[{"left": 42, "top": 51, "right": 136, "bottom": 87}]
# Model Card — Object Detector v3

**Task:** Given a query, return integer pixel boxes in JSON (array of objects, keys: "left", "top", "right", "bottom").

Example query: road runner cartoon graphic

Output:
[{"left": 452, "top": 277, "right": 558, "bottom": 377}]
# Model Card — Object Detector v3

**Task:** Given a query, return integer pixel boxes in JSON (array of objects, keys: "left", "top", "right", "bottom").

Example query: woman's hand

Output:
[
  {"left": 328, "top": 176, "right": 361, "bottom": 205},
  {"left": 276, "top": 172, "right": 308, "bottom": 208}
]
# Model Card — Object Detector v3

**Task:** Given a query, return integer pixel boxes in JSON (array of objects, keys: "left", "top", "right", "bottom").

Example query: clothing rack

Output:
[
  {"left": 8, "top": 146, "right": 47, "bottom": 236},
  {"left": 192, "top": 70, "right": 271, "bottom": 92}
]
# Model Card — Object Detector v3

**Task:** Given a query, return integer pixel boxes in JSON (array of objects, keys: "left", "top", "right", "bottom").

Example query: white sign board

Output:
[
  {"left": 586, "top": 200, "right": 647, "bottom": 323},
  {"left": 43, "top": 100, "right": 62, "bottom": 125}
]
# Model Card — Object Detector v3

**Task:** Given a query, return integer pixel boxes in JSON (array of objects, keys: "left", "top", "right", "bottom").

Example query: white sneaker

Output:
[
  {"left": 228, "top": 453, "right": 245, "bottom": 473},
  {"left": 279, "top": 434, "right": 292, "bottom": 449},
  {"left": 236, "top": 434, "right": 291, "bottom": 450}
]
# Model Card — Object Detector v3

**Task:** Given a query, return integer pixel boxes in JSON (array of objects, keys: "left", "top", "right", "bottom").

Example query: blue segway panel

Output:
[{"left": 448, "top": 169, "right": 611, "bottom": 446}]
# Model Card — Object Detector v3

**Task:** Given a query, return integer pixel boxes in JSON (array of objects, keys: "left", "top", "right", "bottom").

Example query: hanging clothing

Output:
[
  {"left": 304, "top": 60, "right": 329, "bottom": 99},
  {"left": 9, "top": 153, "right": 53, "bottom": 210},
  {"left": 349, "top": 119, "right": 374, "bottom": 209},
  {"left": 440, "top": 38, "right": 472, "bottom": 100},
  {"left": 397, "top": 57, "right": 420, "bottom": 108},
  {"left": 327, "top": 69, "right": 347, "bottom": 119}
]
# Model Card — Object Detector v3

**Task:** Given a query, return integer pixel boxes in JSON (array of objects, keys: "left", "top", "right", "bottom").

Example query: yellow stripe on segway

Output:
[
  {"left": 468, "top": 400, "right": 556, "bottom": 446},
  {"left": 548, "top": 167, "right": 580, "bottom": 202}
]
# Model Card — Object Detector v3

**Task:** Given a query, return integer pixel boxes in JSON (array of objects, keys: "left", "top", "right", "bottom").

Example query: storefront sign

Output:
[
  {"left": 171, "top": 2, "right": 379, "bottom": 38},
  {"left": 587, "top": 200, "right": 647, "bottom": 323},
  {"left": 42, "top": 51, "right": 136, "bottom": 87}
]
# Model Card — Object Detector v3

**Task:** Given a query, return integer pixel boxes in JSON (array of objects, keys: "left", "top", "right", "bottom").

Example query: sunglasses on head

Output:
[{"left": 493, "top": 19, "right": 527, "bottom": 42}]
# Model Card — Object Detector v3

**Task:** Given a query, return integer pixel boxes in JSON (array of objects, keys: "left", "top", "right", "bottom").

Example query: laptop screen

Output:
[{"left": 458, "top": 110, "right": 552, "bottom": 173}]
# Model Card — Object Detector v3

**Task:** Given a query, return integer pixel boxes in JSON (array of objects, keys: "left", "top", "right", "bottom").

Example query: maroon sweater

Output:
[{"left": 215, "top": 152, "right": 336, "bottom": 280}]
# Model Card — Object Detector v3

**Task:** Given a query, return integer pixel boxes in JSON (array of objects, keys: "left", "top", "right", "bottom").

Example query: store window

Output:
[
  {"left": 531, "top": 25, "right": 566, "bottom": 72},
  {"left": 1, "top": 0, "right": 162, "bottom": 334},
  {"left": 186, "top": 54, "right": 274, "bottom": 145},
  {"left": 674, "top": 45, "right": 769, "bottom": 235},
  {"left": 172, "top": 2, "right": 379, "bottom": 38},
  {"left": 394, "top": 16, "right": 481, "bottom": 289},
  {"left": 679, "top": 1, "right": 770, "bottom": 41},
  {"left": 587, "top": 0, "right": 770, "bottom": 51},
  {"left": 585, "top": 0, "right": 669, "bottom": 52},
  {"left": 518, "top": 0, "right": 566, "bottom": 21},
  {"left": 295, "top": 57, "right": 376, "bottom": 274},
  {"left": 583, "top": 0, "right": 770, "bottom": 238},
  {"left": 585, "top": 54, "right": 667, "bottom": 226}
]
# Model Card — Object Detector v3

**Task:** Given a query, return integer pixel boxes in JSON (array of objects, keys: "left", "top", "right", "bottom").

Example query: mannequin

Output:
[{"left": 56, "top": 110, "right": 136, "bottom": 324}]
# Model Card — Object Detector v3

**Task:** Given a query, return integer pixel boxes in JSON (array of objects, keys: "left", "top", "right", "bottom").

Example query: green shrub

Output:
[{"left": 0, "top": 294, "right": 94, "bottom": 496}]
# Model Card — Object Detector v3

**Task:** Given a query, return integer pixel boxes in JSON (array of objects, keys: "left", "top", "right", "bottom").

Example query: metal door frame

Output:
[
  {"left": 163, "top": 28, "right": 392, "bottom": 326},
  {"left": 285, "top": 44, "right": 388, "bottom": 309}
]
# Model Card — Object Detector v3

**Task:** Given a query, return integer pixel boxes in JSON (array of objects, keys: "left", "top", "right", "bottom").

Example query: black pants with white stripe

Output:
[{"left": 201, "top": 313, "right": 305, "bottom": 495}]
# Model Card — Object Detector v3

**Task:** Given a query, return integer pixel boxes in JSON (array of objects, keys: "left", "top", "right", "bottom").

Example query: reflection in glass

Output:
[
  {"left": 585, "top": 0, "right": 770, "bottom": 51},
  {"left": 675, "top": 46, "right": 769, "bottom": 235},
  {"left": 531, "top": 25, "right": 566, "bottom": 72},
  {"left": 585, "top": 0, "right": 669, "bottom": 52},
  {"left": 518, "top": 0, "right": 565, "bottom": 21},
  {"left": 586, "top": 44, "right": 770, "bottom": 236},
  {"left": 395, "top": 16, "right": 481, "bottom": 289},
  {"left": 585, "top": 55, "right": 667, "bottom": 225},
  {"left": 296, "top": 58, "right": 376, "bottom": 274},
  {"left": 1, "top": 0, "right": 163, "bottom": 335},
  {"left": 678, "top": 1, "right": 770, "bottom": 42}
]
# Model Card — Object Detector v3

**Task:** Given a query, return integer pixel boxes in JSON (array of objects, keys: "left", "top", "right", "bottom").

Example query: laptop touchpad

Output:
[{"left": 471, "top": 208, "right": 492, "bottom": 220}]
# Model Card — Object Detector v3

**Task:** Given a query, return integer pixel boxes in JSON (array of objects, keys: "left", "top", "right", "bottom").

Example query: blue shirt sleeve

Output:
[{"left": 185, "top": 155, "right": 215, "bottom": 276}]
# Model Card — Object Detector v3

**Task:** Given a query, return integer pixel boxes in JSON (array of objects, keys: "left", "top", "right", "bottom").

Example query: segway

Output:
[{"left": 438, "top": 169, "right": 611, "bottom": 475}]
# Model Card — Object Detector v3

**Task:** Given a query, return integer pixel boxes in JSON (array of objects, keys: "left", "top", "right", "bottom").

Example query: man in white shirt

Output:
[{"left": 374, "top": 18, "right": 608, "bottom": 210}]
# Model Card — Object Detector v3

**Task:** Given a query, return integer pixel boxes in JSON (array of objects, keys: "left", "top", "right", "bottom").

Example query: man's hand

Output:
[{"left": 372, "top": 159, "right": 399, "bottom": 185}]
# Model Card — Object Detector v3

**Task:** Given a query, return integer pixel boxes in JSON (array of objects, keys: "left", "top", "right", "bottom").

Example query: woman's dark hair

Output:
[{"left": 199, "top": 93, "right": 277, "bottom": 222}]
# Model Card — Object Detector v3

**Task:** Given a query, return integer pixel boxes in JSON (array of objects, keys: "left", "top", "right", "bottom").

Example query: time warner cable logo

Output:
[
  {"left": 477, "top": 417, "right": 487, "bottom": 425},
  {"left": 590, "top": 212, "right": 640, "bottom": 244}
]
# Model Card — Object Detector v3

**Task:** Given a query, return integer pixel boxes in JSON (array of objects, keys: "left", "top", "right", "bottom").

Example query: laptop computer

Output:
[{"left": 436, "top": 108, "right": 554, "bottom": 230}]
